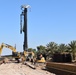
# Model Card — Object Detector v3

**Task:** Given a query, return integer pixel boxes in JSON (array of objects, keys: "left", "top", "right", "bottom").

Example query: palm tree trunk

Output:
[{"left": 73, "top": 52, "right": 75, "bottom": 60}]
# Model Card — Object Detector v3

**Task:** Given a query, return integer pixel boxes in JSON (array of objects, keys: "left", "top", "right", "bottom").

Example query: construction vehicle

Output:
[
  {"left": 36, "top": 53, "right": 46, "bottom": 63},
  {"left": 23, "top": 51, "right": 35, "bottom": 62},
  {"left": 0, "top": 43, "right": 35, "bottom": 62},
  {"left": 24, "top": 51, "right": 46, "bottom": 63},
  {"left": 0, "top": 43, "right": 21, "bottom": 60}
]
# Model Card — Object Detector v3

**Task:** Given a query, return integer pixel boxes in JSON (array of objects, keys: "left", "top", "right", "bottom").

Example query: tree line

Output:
[{"left": 28, "top": 40, "right": 76, "bottom": 60}]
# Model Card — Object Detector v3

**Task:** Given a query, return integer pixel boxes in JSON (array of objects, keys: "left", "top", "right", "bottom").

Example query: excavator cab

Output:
[{"left": 12, "top": 52, "right": 21, "bottom": 60}]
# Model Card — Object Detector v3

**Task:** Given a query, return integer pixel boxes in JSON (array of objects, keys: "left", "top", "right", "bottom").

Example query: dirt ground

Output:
[{"left": 0, "top": 62, "right": 56, "bottom": 75}]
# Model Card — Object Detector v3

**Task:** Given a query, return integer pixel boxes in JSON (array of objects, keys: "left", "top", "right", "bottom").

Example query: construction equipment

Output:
[
  {"left": 23, "top": 51, "right": 35, "bottom": 62},
  {"left": 20, "top": 5, "right": 30, "bottom": 51},
  {"left": 0, "top": 43, "right": 21, "bottom": 60},
  {"left": 20, "top": 5, "right": 46, "bottom": 63},
  {"left": 0, "top": 43, "right": 36, "bottom": 62},
  {"left": 36, "top": 54, "right": 46, "bottom": 63}
]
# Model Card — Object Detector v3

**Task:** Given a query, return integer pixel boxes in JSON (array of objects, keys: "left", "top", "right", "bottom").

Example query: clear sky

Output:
[{"left": 0, "top": 0, "right": 76, "bottom": 55}]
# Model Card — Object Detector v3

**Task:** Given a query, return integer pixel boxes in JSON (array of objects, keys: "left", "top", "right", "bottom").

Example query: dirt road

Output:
[{"left": 0, "top": 62, "right": 56, "bottom": 75}]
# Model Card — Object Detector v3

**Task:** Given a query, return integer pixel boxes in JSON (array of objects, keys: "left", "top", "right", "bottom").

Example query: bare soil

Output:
[{"left": 0, "top": 62, "right": 56, "bottom": 75}]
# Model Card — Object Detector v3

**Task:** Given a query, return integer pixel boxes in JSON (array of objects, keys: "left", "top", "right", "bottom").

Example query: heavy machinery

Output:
[
  {"left": 0, "top": 43, "right": 21, "bottom": 60},
  {"left": 20, "top": 5, "right": 45, "bottom": 63},
  {"left": 23, "top": 51, "right": 35, "bottom": 62},
  {"left": 36, "top": 53, "right": 46, "bottom": 63},
  {"left": 0, "top": 43, "right": 35, "bottom": 62}
]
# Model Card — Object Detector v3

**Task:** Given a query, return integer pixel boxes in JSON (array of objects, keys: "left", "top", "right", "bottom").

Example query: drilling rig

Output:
[
  {"left": 20, "top": 5, "right": 34, "bottom": 61},
  {"left": 20, "top": 5, "right": 30, "bottom": 51},
  {"left": 20, "top": 5, "right": 45, "bottom": 63}
]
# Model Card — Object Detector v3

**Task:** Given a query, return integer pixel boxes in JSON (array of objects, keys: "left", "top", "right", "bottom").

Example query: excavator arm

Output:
[
  {"left": 0, "top": 43, "right": 23, "bottom": 63},
  {"left": 0, "top": 43, "right": 4, "bottom": 55},
  {"left": 0, "top": 43, "right": 21, "bottom": 59},
  {"left": 0, "top": 43, "right": 16, "bottom": 55}
]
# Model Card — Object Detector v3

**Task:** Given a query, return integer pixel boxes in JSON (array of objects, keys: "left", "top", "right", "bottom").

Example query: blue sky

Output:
[{"left": 0, "top": 0, "right": 76, "bottom": 55}]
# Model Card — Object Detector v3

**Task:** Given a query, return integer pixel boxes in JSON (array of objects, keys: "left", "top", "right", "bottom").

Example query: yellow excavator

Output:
[
  {"left": 0, "top": 43, "right": 21, "bottom": 60},
  {"left": 0, "top": 43, "right": 35, "bottom": 62},
  {"left": 0, "top": 43, "right": 45, "bottom": 63}
]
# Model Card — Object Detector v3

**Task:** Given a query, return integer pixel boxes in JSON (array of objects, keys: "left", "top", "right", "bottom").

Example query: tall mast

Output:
[{"left": 20, "top": 5, "right": 30, "bottom": 51}]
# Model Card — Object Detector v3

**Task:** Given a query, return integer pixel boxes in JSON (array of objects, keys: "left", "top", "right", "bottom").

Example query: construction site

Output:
[
  {"left": 0, "top": 5, "right": 56, "bottom": 75},
  {"left": 0, "top": 2, "right": 76, "bottom": 75}
]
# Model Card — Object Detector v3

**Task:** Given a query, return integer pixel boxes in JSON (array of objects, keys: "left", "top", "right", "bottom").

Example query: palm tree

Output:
[
  {"left": 37, "top": 45, "right": 46, "bottom": 54},
  {"left": 46, "top": 42, "right": 58, "bottom": 55},
  {"left": 58, "top": 43, "right": 67, "bottom": 53},
  {"left": 68, "top": 40, "right": 76, "bottom": 60}
]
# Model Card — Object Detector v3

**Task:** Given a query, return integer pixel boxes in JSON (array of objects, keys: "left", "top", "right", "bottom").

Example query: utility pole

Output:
[{"left": 20, "top": 5, "right": 30, "bottom": 51}]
